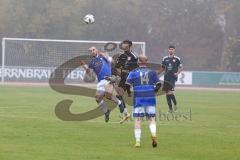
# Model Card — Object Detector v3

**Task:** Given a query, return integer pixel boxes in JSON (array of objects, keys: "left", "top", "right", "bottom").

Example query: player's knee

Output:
[
  {"left": 135, "top": 117, "right": 142, "bottom": 123},
  {"left": 148, "top": 117, "right": 156, "bottom": 122},
  {"left": 135, "top": 118, "right": 141, "bottom": 128},
  {"left": 95, "top": 95, "right": 103, "bottom": 103},
  {"left": 105, "top": 92, "right": 112, "bottom": 100}
]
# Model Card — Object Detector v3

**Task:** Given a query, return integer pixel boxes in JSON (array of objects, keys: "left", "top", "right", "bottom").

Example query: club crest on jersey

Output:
[
  {"left": 173, "top": 59, "right": 176, "bottom": 62},
  {"left": 94, "top": 61, "right": 101, "bottom": 66}
]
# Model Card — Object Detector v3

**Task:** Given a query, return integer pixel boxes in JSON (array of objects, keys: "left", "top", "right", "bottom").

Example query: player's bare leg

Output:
[
  {"left": 95, "top": 94, "right": 110, "bottom": 122},
  {"left": 134, "top": 117, "right": 142, "bottom": 147},
  {"left": 148, "top": 117, "right": 157, "bottom": 148},
  {"left": 166, "top": 90, "right": 178, "bottom": 112},
  {"left": 166, "top": 91, "right": 174, "bottom": 113},
  {"left": 105, "top": 83, "right": 130, "bottom": 123},
  {"left": 170, "top": 91, "right": 178, "bottom": 112}
]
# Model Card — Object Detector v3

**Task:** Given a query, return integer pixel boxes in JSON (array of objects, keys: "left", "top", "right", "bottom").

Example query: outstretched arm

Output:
[
  {"left": 80, "top": 60, "right": 90, "bottom": 74},
  {"left": 99, "top": 52, "right": 113, "bottom": 63}
]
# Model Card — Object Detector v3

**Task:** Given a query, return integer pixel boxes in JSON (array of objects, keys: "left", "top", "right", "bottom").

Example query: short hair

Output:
[
  {"left": 122, "top": 40, "right": 133, "bottom": 47},
  {"left": 168, "top": 45, "right": 175, "bottom": 49},
  {"left": 89, "top": 46, "right": 97, "bottom": 51},
  {"left": 138, "top": 54, "right": 148, "bottom": 64},
  {"left": 89, "top": 46, "right": 98, "bottom": 54}
]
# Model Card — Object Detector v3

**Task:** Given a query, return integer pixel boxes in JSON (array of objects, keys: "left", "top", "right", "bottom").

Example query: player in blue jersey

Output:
[
  {"left": 80, "top": 46, "right": 124, "bottom": 122},
  {"left": 126, "top": 55, "right": 161, "bottom": 148}
]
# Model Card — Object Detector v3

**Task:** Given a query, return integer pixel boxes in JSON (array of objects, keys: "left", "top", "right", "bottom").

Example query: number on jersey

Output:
[{"left": 140, "top": 71, "right": 149, "bottom": 85}]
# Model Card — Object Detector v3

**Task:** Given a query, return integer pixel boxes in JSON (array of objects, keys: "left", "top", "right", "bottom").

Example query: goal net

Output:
[{"left": 1, "top": 38, "right": 145, "bottom": 84}]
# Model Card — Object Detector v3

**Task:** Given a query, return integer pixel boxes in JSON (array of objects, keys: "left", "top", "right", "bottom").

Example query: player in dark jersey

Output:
[
  {"left": 80, "top": 46, "right": 124, "bottom": 122},
  {"left": 115, "top": 40, "right": 139, "bottom": 123},
  {"left": 126, "top": 55, "right": 161, "bottom": 148},
  {"left": 160, "top": 45, "right": 183, "bottom": 112}
]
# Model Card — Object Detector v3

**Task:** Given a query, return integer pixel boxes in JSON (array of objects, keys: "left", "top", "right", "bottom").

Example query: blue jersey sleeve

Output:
[{"left": 100, "top": 55, "right": 110, "bottom": 64}]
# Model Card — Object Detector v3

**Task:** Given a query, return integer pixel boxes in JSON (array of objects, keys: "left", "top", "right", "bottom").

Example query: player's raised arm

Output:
[
  {"left": 98, "top": 51, "right": 113, "bottom": 63},
  {"left": 80, "top": 60, "right": 91, "bottom": 74}
]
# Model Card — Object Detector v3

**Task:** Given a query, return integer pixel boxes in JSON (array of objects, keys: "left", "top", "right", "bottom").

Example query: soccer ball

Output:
[{"left": 83, "top": 14, "right": 95, "bottom": 24}]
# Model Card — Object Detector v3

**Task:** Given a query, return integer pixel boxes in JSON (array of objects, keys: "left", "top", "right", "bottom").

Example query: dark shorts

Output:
[
  {"left": 163, "top": 76, "right": 177, "bottom": 92},
  {"left": 118, "top": 72, "right": 128, "bottom": 88},
  {"left": 118, "top": 72, "right": 132, "bottom": 95}
]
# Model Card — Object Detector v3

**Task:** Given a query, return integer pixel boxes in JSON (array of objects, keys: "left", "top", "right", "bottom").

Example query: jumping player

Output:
[
  {"left": 80, "top": 46, "right": 124, "bottom": 122},
  {"left": 115, "top": 40, "right": 138, "bottom": 123}
]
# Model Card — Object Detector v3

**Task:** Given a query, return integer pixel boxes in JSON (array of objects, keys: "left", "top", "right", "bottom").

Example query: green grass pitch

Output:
[{"left": 0, "top": 85, "right": 240, "bottom": 160}]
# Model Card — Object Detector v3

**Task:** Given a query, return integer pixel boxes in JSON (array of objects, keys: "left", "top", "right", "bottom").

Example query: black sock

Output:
[
  {"left": 170, "top": 94, "right": 177, "bottom": 106},
  {"left": 166, "top": 95, "right": 172, "bottom": 110},
  {"left": 116, "top": 95, "right": 126, "bottom": 113}
]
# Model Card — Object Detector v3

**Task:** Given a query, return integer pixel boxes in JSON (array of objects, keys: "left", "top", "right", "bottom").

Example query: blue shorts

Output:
[{"left": 132, "top": 106, "right": 156, "bottom": 118}]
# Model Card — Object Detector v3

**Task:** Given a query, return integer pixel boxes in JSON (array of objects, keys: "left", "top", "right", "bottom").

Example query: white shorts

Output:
[
  {"left": 132, "top": 106, "right": 156, "bottom": 118},
  {"left": 96, "top": 79, "right": 110, "bottom": 95}
]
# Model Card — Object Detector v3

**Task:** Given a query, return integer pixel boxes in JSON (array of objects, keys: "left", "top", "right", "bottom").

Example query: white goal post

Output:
[{"left": 1, "top": 37, "right": 146, "bottom": 84}]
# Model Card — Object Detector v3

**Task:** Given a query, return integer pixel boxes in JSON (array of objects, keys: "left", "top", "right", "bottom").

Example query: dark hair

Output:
[
  {"left": 168, "top": 45, "right": 175, "bottom": 49},
  {"left": 122, "top": 40, "right": 133, "bottom": 46}
]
